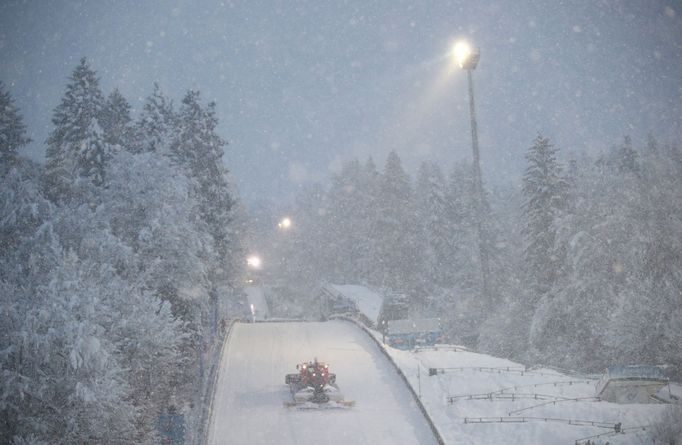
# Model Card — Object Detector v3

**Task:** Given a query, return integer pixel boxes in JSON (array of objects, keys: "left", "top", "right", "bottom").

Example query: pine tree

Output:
[
  {"left": 135, "top": 83, "right": 176, "bottom": 154},
  {"left": 172, "top": 90, "right": 234, "bottom": 253},
  {"left": 101, "top": 88, "right": 133, "bottom": 148},
  {"left": 323, "top": 159, "right": 367, "bottom": 281},
  {"left": 0, "top": 82, "right": 31, "bottom": 166},
  {"left": 522, "top": 134, "right": 568, "bottom": 303},
  {"left": 374, "top": 151, "right": 419, "bottom": 293},
  {"left": 357, "top": 157, "right": 381, "bottom": 284},
  {"left": 172, "top": 91, "right": 222, "bottom": 161},
  {"left": 44, "top": 58, "right": 107, "bottom": 202},
  {"left": 414, "top": 161, "right": 449, "bottom": 308}
]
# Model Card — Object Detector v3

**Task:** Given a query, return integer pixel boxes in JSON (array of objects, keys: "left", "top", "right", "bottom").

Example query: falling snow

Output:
[{"left": 1, "top": 1, "right": 681, "bottom": 444}]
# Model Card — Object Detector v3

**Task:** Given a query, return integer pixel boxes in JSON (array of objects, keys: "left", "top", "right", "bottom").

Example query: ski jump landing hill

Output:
[{"left": 207, "top": 320, "right": 439, "bottom": 445}]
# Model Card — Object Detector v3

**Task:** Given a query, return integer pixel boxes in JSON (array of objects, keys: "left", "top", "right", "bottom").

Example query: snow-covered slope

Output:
[
  {"left": 208, "top": 321, "right": 438, "bottom": 445},
  {"left": 384, "top": 343, "right": 671, "bottom": 444}
]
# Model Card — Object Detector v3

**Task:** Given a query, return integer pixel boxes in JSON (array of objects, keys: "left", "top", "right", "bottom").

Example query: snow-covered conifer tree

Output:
[
  {"left": 322, "top": 159, "right": 366, "bottom": 281},
  {"left": 172, "top": 91, "right": 236, "bottom": 282},
  {"left": 44, "top": 58, "right": 108, "bottom": 202},
  {"left": 356, "top": 157, "right": 381, "bottom": 284},
  {"left": 522, "top": 134, "right": 568, "bottom": 303},
  {"left": 101, "top": 88, "right": 133, "bottom": 149},
  {"left": 373, "top": 151, "right": 419, "bottom": 292},
  {"left": 135, "top": 83, "right": 176, "bottom": 154},
  {"left": 414, "top": 161, "right": 449, "bottom": 311},
  {"left": 0, "top": 82, "right": 31, "bottom": 166}
]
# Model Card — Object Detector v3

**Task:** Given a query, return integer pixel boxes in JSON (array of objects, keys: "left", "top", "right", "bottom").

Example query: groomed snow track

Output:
[{"left": 207, "top": 320, "right": 439, "bottom": 445}]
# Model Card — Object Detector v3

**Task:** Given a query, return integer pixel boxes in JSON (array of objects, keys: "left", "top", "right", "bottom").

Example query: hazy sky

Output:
[{"left": 1, "top": 0, "right": 681, "bottom": 205}]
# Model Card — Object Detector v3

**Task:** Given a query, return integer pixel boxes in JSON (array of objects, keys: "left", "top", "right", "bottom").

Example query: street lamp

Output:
[
  {"left": 246, "top": 255, "right": 262, "bottom": 269},
  {"left": 453, "top": 41, "right": 480, "bottom": 70},
  {"left": 278, "top": 217, "right": 292, "bottom": 230},
  {"left": 453, "top": 40, "right": 491, "bottom": 304}
]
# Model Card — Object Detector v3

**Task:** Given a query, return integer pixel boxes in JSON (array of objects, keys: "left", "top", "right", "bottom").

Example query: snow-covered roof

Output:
[
  {"left": 330, "top": 284, "right": 383, "bottom": 324},
  {"left": 387, "top": 318, "right": 441, "bottom": 335}
]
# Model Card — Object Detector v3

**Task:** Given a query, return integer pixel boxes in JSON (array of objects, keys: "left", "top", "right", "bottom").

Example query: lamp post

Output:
[{"left": 454, "top": 41, "right": 491, "bottom": 305}]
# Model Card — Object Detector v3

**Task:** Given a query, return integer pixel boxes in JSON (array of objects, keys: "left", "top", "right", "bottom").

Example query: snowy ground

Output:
[
  {"left": 382, "top": 340, "right": 672, "bottom": 444},
  {"left": 328, "top": 285, "right": 673, "bottom": 444},
  {"left": 207, "top": 321, "right": 438, "bottom": 445}
]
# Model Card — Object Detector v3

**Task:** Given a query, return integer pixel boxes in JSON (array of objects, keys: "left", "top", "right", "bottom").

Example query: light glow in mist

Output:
[
  {"left": 247, "top": 255, "right": 262, "bottom": 269},
  {"left": 453, "top": 41, "right": 472, "bottom": 69}
]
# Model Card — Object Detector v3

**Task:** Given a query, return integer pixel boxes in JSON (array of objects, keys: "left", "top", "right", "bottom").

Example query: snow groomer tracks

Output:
[{"left": 207, "top": 320, "right": 439, "bottom": 445}]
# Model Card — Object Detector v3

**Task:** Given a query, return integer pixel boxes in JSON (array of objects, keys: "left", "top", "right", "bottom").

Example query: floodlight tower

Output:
[{"left": 454, "top": 41, "right": 491, "bottom": 304}]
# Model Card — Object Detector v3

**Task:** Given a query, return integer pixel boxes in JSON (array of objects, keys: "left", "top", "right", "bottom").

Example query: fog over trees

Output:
[{"left": 273, "top": 129, "right": 682, "bottom": 378}]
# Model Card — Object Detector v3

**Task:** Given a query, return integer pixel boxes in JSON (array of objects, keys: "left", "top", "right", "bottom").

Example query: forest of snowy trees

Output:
[
  {"left": 276, "top": 133, "right": 682, "bottom": 378},
  {"left": 0, "top": 60, "right": 245, "bottom": 443}
]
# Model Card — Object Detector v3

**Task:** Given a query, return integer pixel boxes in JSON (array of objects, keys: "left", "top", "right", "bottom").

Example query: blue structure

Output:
[
  {"left": 386, "top": 319, "right": 442, "bottom": 350},
  {"left": 604, "top": 365, "right": 666, "bottom": 380}
]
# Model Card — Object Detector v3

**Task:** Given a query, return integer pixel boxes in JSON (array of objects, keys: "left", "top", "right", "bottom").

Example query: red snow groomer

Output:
[{"left": 284, "top": 359, "right": 353, "bottom": 408}]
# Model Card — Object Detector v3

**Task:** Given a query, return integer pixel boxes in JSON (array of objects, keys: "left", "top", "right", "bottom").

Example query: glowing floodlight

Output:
[
  {"left": 247, "top": 255, "right": 262, "bottom": 269},
  {"left": 453, "top": 40, "right": 480, "bottom": 70},
  {"left": 278, "top": 217, "right": 292, "bottom": 230}
]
